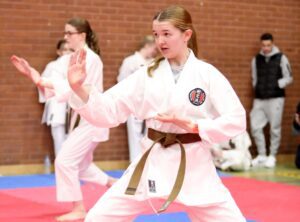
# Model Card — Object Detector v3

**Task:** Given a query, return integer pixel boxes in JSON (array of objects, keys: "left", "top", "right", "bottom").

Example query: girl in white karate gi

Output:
[
  {"left": 38, "top": 39, "right": 72, "bottom": 156},
  {"left": 68, "top": 6, "right": 246, "bottom": 222},
  {"left": 11, "top": 18, "right": 116, "bottom": 222},
  {"left": 117, "top": 35, "right": 157, "bottom": 162}
]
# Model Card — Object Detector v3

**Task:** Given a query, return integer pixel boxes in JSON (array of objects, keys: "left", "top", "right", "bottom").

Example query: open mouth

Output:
[{"left": 160, "top": 47, "right": 169, "bottom": 53}]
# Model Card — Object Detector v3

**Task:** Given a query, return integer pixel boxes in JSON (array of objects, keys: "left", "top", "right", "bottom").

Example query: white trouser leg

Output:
[
  {"left": 85, "top": 172, "right": 245, "bottom": 222},
  {"left": 85, "top": 181, "right": 149, "bottom": 222},
  {"left": 186, "top": 194, "right": 246, "bottom": 222},
  {"left": 55, "top": 123, "right": 108, "bottom": 202},
  {"left": 79, "top": 147, "right": 108, "bottom": 186},
  {"left": 266, "top": 98, "right": 284, "bottom": 156},
  {"left": 127, "top": 115, "right": 143, "bottom": 162},
  {"left": 51, "top": 124, "right": 67, "bottom": 156},
  {"left": 250, "top": 99, "right": 268, "bottom": 155},
  {"left": 85, "top": 190, "right": 186, "bottom": 221}
]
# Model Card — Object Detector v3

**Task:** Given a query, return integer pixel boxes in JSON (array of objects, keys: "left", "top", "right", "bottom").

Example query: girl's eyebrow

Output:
[{"left": 152, "top": 29, "right": 170, "bottom": 33}]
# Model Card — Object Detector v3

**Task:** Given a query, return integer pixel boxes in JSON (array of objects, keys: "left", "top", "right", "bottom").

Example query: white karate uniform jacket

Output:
[
  {"left": 70, "top": 51, "right": 246, "bottom": 206},
  {"left": 38, "top": 59, "right": 67, "bottom": 127},
  {"left": 45, "top": 46, "right": 109, "bottom": 142}
]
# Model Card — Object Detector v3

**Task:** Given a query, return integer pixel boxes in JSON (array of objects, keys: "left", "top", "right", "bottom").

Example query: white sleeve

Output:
[
  {"left": 38, "top": 63, "right": 52, "bottom": 103},
  {"left": 40, "top": 56, "right": 70, "bottom": 102},
  {"left": 251, "top": 57, "right": 257, "bottom": 88},
  {"left": 51, "top": 73, "right": 71, "bottom": 103},
  {"left": 69, "top": 70, "right": 145, "bottom": 128},
  {"left": 197, "top": 65, "right": 246, "bottom": 144},
  {"left": 38, "top": 62, "right": 57, "bottom": 103},
  {"left": 278, "top": 55, "right": 293, "bottom": 88}
]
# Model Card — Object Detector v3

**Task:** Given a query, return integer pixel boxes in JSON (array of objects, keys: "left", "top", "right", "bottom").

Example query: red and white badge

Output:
[{"left": 188, "top": 88, "right": 206, "bottom": 106}]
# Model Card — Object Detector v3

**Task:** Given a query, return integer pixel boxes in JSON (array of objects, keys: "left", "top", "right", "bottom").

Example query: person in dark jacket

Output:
[
  {"left": 251, "top": 33, "right": 293, "bottom": 168},
  {"left": 293, "top": 102, "right": 300, "bottom": 169}
]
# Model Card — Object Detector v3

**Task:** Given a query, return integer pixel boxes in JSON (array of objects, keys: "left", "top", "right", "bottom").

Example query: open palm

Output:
[
  {"left": 10, "top": 55, "right": 41, "bottom": 84},
  {"left": 67, "top": 49, "right": 87, "bottom": 91}
]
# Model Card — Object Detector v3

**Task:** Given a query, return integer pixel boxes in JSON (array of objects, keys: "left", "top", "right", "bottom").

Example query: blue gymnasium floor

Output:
[{"left": 0, "top": 171, "right": 257, "bottom": 222}]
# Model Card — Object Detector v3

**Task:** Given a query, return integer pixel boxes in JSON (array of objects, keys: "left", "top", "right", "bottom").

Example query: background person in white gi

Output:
[
  {"left": 117, "top": 35, "right": 157, "bottom": 162},
  {"left": 38, "top": 39, "right": 73, "bottom": 156},
  {"left": 67, "top": 6, "right": 246, "bottom": 222},
  {"left": 251, "top": 33, "right": 293, "bottom": 168},
  {"left": 11, "top": 18, "right": 116, "bottom": 222},
  {"left": 211, "top": 131, "right": 252, "bottom": 171}
]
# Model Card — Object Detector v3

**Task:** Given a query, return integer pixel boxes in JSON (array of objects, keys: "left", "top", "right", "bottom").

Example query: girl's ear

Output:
[
  {"left": 184, "top": 29, "right": 193, "bottom": 43},
  {"left": 80, "top": 32, "right": 87, "bottom": 42}
]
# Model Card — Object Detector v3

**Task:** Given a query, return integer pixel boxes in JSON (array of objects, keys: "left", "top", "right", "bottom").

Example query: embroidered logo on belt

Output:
[
  {"left": 148, "top": 180, "right": 156, "bottom": 193},
  {"left": 188, "top": 88, "right": 206, "bottom": 106}
]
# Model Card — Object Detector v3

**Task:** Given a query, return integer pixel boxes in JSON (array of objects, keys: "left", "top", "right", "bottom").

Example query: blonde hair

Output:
[
  {"left": 138, "top": 35, "right": 155, "bottom": 50},
  {"left": 147, "top": 5, "right": 198, "bottom": 76}
]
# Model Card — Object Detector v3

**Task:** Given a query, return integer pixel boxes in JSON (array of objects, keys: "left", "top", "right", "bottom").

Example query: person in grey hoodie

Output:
[{"left": 251, "top": 33, "right": 293, "bottom": 168}]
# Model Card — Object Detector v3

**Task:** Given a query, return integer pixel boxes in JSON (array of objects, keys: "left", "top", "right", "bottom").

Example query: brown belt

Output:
[
  {"left": 125, "top": 128, "right": 201, "bottom": 213},
  {"left": 65, "top": 106, "right": 81, "bottom": 134}
]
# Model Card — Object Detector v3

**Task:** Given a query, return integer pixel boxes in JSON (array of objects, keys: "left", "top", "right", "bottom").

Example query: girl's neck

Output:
[
  {"left": 74, "top": 42, "right": 86, "bottom": 51},
  {"left": 169, "top": 48, "right": 190, "bottom": 68}
]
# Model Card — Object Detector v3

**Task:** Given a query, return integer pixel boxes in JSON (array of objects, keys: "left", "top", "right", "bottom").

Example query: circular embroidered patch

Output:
[{"left": 188, "top": 88, "right": 206, "bottom": 106}]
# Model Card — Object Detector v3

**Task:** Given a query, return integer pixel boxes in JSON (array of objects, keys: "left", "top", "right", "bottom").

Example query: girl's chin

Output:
[{"left": 160, "top": 51, "right": 172, "bottom": 58}]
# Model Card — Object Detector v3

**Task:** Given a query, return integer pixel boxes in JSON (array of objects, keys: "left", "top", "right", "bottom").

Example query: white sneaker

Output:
[
  {"left": 264, "top": 155, "right": 276, "bottom": 168},
  {"left": 252, "top": 155, "right": 267, "bottom": 167}
]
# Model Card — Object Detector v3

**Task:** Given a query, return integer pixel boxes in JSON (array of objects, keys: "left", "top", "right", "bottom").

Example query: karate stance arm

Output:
[
  {"left": 155, "top": 113, "right": 199, "bottom": 134},
  {"left": 10, "top": 55, "right": 54, "bottom": 90}
]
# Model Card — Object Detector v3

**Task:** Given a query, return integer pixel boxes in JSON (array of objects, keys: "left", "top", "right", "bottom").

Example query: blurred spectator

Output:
[
  {"left": 293, "top": 102, "right": 300, "bottom": 169},
  {"left": 250, "top": 33, "right": 293, "bottom": 168}
]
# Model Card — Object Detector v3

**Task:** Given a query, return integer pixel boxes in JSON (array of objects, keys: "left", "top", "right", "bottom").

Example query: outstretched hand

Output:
[
  {"left": 10, "top": 55, "right": 41, "bottom": 84},
  {"left": 67, "top": 49, "right": 87, "bottom": 91}
]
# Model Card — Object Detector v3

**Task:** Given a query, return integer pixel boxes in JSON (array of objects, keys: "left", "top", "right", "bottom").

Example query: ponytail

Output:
[
  {"left": 188, "top": 26, "right": 198, "bottom": 57},
  {"left": 86, "top": 30, "right": 101, "bottom": 56}
]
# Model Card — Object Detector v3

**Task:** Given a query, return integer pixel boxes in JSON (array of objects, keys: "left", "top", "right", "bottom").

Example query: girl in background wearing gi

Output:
[
  {"left": 11, "top": 18, "right": 116, "bottom": 221},
  {"left": 68, "top": 6, "right": 246, "bottom": 222},
  {"left": 117, "top": 35, "right": 157, "bottom": 162},
  {"left": 38, "top": 39, "right": 72, "bottom": 156}
]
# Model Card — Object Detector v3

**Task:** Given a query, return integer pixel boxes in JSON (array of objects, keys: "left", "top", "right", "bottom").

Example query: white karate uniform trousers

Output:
[
  {"left": 55, "top": 122, "right": 108, "bottom": 202},
  {"left": 50, "top": 124, "right": 66, "bottom": 156},
  {"left": 250, "top": 98, "right": 285, "bottom": 156},
  {"left": 85, "top": 176, "right": 245, "bottom": 222}
]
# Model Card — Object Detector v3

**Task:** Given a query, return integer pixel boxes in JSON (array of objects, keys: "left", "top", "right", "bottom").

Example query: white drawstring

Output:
[{"left": 147, "top": 198, "right": 160, "bottom": 216}]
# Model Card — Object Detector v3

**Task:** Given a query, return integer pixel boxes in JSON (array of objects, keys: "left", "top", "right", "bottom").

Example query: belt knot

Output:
[{"left": 159, "top": 132, "right": 178, "bottom": 147}]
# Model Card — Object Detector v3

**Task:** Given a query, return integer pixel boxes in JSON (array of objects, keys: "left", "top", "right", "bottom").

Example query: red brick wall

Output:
[{"left": 0, "top": 0, "right": 299, "bottom": 164}]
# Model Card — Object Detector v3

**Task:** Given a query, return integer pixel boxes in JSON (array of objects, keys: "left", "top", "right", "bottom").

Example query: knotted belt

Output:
[{"left": 125, "top": 128, "right": 201, "bottom": 213}]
